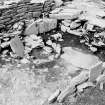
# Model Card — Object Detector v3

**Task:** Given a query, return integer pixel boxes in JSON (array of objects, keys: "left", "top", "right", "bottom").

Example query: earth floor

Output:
[{"left": 0, "top": 33, "right": 105, "bottom": 105}]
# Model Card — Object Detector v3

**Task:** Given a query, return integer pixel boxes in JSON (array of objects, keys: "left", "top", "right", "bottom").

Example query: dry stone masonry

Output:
[
  {"left": 0, "top": 0, "right": 55, "bottom": 32},
  {"left": 1, "top": 0, "right": 105, "bottom": 105}
]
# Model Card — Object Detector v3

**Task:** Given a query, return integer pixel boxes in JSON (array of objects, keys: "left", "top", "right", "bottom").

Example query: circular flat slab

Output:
[{"left": 61, "top": 47, "right": 100, "bottom": 69}]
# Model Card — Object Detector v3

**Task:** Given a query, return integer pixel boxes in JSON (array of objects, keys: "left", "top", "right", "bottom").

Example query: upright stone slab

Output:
[
  {"left": 25, "top": 21, "right": 39, "bottom": 35},
  {"left": 10, "top": 35, "right": 24, "bottom": 57}
]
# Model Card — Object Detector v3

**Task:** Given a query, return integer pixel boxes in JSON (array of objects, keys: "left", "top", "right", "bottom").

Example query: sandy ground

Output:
[
  {"left": 0, "top": 33, "right": 102, "bottom": 105},
  {"left": 0, "top": 56, "right": 77, "bottom": 105}
]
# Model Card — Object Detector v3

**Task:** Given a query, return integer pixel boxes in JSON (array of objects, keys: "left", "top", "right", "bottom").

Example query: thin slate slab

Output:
[
  {"left": 10, "top": 35, "right": 24, "bottom": 57},
  {"left": 48, "top": 89, "right": 61, "bottom": 104},
  {"left": 49, "top": 8, "right": 82, "bottom": 20},
  {"left": 57, "top": 86, "right": 76, "bottom": 103}
]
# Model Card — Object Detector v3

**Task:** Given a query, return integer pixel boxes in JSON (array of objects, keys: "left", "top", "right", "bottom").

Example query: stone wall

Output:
[{"left": 0, "top": 0, "right": 55, "bottom": 32}]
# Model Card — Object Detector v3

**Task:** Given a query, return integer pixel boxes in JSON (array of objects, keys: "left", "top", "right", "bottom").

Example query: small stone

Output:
[
  {"left": 51, "top": 33, "right": 62, "bottom": 41},
  {"left": 1, "top": 54, "right": 6, "bottom": 58},
  {"left": 61, "top": 25, "right": 67, "bottom": 32},
  {"left": 25, "top": 36, "right": 33, "bottom": 43},
  {"left": 25, "top": 35, "right": 44, "bottom": 50},
  {"left": 54, "top": 0, "right": 63, "bottom": 7},
  {"left": 100, "top": 82, "right": 104, "bottom": 90},
  {"left": 20, "top": 58, "right": 30, "bottom": 64},
  {"left": 52, "top": 43, "right": 57, "bottom": 49},
  {"left": 30, "top": 34, "right": 39, "bottom": 40},
  {"left": 53, "top": 65, "right": 59, "bottom": 69},
  {"left": 90, "top": 46, "right": 97, "bottom": 52},
  {"left": 55, "top": 44, "right": 60, "bottom": 53},
  {"left": 67, "top": 29, "right": 82, "bottom": 36},
  {"left": 62, "top": 20, "right": 70, "bottom": 27},
  {"left": 43, "top": 46, "right": 52, "bottom": 53},
  {"left": 46, "top": 40, "right": 53, "bottom": 45},
  {"left": 64, "top": 19, "right": 71, "bottom": 23},
  {"left": 18, "top": 24, "right": 23, "bottom": 31},
  {"left": 13, "top": 22, "right": 24, "bottom": 31},
  {"left": 5, "top": 59, "right": 10, "bottom": 62},
  {"left": 13, "top": 23, "right": 19, "bottom": 29},
  {"left": 17, "top": 64, "right": 21, "bottom": 67},
  {"left": 3, "top": 38, "right": 9, "bottom": 41},
  {"left": 96, "top": 74, "right": 105, "bottom": 84},
  {"left": 86, "top": 23, "right": 94, "bottom": 31},
  {"left": 94, "top": 34, "right": 99, "bottom": 38},
  {"left": 98, "top": 41, "right": 105, "bottom": 46},
  {"left": 70, "top": 22, "right": 81, "bottom": 30},
  {"left": 85, "top": 42, "right": 90, "bottom": 46},
  {"left": 24, "top": 47, "right": 32, "bottom": 54},
  {"left": 2, "top": 50, "right": 8, "bottom": 55},
  {"left": 80, "top": 39, "right": 85, "bottom": 43},
  {"left": 10, "top": 52, "right": 17, "bottom": 58},
  {"left": 1, "top": 41, "right": 10, "bottom": 48},
  {"left": 48, "top": 55, "right": 54, "bottom": 61}
]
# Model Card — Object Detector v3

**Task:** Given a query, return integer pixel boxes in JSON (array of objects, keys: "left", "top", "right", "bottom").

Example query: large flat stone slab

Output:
[{"left": 61, "top": 47, "right": 100, "bottom": 69}]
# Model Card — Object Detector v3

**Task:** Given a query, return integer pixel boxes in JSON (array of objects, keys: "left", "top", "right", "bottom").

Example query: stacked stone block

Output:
[{"left": 0, "top": 0, "right": 55, "bottom": 32}]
